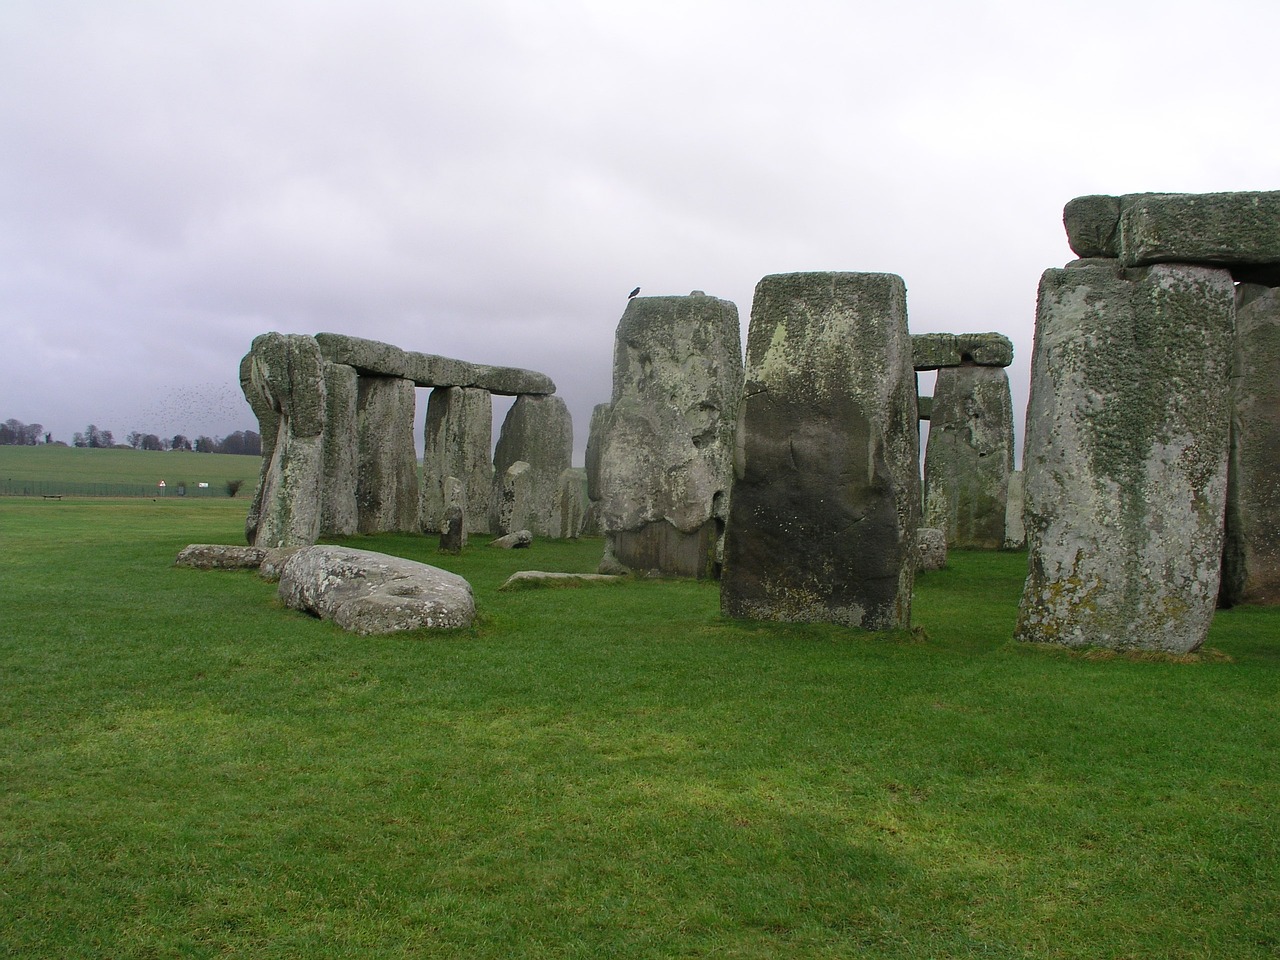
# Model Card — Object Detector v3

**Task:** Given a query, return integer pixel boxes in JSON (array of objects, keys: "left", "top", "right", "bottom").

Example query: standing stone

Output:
[
  {"left": 421, "top": 386, "right": 493, "bottom": 535},
  {"left": 1016, "top": 262, "right": 1234, "bottom": 653},
  {"left": 239, "top": 350, "right": 279, "bottom": 545},
  {"left": 356, "top": 375, "right": 420, "bottom": 534},
  {"left": 438, "top": 504, "right": 465, "bottom": 555},
  {"left": 557, "top": 468, "right": 589, "bottom": 539},
  {"left": 596, "top": 292, "right": 743, "bottom": 578},
  {"left": 321, "top": 361, "right": 359, "bottom": 536},
  {"left": 494, "top": 460, "right": 534, "bottom": 536},
  {"left": 1003, "top": 469, "right": 1026, "bottom": 549},
  {"left": 721, "top": 272, "right": 920, "bottom": 629},
  {"left": 1221, "top": 284, "right": 1280, "bottom": 606},
  {"left": 915, "top": 528, "right": 948, "bottom": 571},
  {"left": 922, "top": 365, "right": 1015, "bottom": 549},
  {"left": 584, "top": 402, "right": 611, "bottom": 504},
  {"left": 240, "top": 333, "right": 327, "bottom": 548},
  {"left": 491, "top": 395, "right": 573, "bottom": 537}
]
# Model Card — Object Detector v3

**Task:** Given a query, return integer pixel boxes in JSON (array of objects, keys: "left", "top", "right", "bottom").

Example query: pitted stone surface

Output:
[
  {"left": 321, "top": 361, "right": 359, "bottom": 536},
  {"left": 1221, "top": 283, "right": 1280, "bottom": 606},
  {"left": 356, "top": 375, "right": 420, "bottom": 534},
  {"left": 923, "top": 365, "right": 1015, "bottom": 549},
  {"left": 1063, "top": 192, "right": 1280, "bottom": 284},
  {"left": 278, "top": 546, "right": 474, "bottom": 634},
  {"left": 1016, "top": 262, "right": 1234, "bottom": 653},
  {"left": 241, "top": 332, "right": 327, "bottom": 548},
  {"left": 176, "top": 544, "right": 268, "bottom": 570},
  {"left": 491, "top": 396, "right": 573, "bottom": 537},
  {"left": 912, "top": 333, "right": 1014, "bottom": 370},
  {"left": 490, "top": 530, "right": 533, "bottom": 549},
  {"left": 422, "top": 386, "right": 493, "bottom": 535},
  {"left": 721, "top": 272, "right": 920, "bottom": 629},
  {"left": 596, "top": 292, "right": 742, "bottom": 578},
  {"left": 314, "top": 332, "right": 555, "bottom": 395},
  {"left": 915, "top": 529, "right": 947, "bottom": 571}
]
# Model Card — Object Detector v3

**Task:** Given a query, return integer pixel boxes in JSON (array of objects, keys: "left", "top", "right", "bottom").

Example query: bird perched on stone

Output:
[{"left": 628, "top": 286, "right": 640, "bottom": 299}]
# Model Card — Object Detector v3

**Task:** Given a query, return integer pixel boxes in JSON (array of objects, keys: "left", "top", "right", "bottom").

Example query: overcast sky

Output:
[{"left": 3, "top": 0, "right": 1278, "bottom": 463}]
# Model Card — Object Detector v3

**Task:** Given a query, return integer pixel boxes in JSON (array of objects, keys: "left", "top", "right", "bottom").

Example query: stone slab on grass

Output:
[
  {"left": 279, "top": 545, "right": 475, "bottom": 635},
  {"left": 176, "top": 544, "right": 268, "bottom": 570},
  {"left": 499, "top": 571, "right": 624, "bottom": 591}
]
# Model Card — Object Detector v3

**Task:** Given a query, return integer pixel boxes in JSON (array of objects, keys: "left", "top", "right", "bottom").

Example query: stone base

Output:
[{"left": 609, "top": 519, "right": 720, "bottom": 579}]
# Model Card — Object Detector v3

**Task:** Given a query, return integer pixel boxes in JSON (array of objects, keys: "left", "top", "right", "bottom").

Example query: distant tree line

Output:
[
  {"left": 0, "top": 419, "right": 47, "bottom": 445},
  {"left": 1, "top": 418, "right": 261, "bottom": 455}
]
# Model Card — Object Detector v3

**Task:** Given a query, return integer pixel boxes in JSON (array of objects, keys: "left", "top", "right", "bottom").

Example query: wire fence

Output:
[{"left": 0, "top": 479, "right": 242, "bottom": 499}]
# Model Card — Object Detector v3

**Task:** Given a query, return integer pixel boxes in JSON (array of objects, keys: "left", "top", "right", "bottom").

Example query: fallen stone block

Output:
[
  {"left": 498, "top": 571, "right": 624, "bottom": 591},
  {"left": 175, "top": 544, "right": 267, "bottom": 570},
  {"left": 278, "top": 546, "right": 475, "bottom": 634},
  {"left": 489, "top": 530, "right": 533, "bottom": 549}
]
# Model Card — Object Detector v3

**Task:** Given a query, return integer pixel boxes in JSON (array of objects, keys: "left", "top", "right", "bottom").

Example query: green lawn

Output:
[
  {"left": 0, "top": 445, "right": 260, "bottom": 496},
  {"left": 1, "top": 498, "right": 1276, "bottom": 958}
]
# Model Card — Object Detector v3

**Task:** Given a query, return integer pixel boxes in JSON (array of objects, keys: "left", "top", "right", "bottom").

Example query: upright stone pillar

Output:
[
  {"left": 491, "top": 395, "right": 573, "bottom": 537},
  {"left": 240, "top": 332, "right": 327, "bottom": 548},
  {"left": 596, "top": 292, "right": 743, "bottom": 578},
  {"left": 356, "top": 375, "right": 420, "bottom": 534},
  {"left": 1221, "top": 283, "right": 1280, "bottom": 606},
  {"left": 721, "top": 272, "right": 920, "bottom": 629},
  {"left": 1016, "top": 261, "right": 1234, "bottom": 653},
  {"left": 922, "top": 365, "right": 1015, "bottom": 549},
  {"left": 320, "top": 361, "right": 358, "bottom": 536},
  {"left": 421, "top": 386, "right": 493, "bottom": 536}
]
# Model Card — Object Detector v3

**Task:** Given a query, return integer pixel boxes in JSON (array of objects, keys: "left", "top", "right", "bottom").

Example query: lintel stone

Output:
[{"left": 912, "top": 332, "right": 1013, "bottom": 370}]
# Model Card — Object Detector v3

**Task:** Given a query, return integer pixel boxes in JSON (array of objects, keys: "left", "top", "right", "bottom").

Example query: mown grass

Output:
[
  {"left": 0, "top": 444, "right": 260, "bottom": 487},
  {"left": 1, "top": 499, "right": 1277, "bottom": 958}
]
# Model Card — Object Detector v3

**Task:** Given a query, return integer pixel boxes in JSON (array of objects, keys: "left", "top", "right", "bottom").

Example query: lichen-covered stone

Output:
[
  {"left": 1016, "top": 262, "right": 1234, "bottom": 653},
  {"left": 493, "top": 460, "right": 533, "bottom": 536},
  {"left": 421, "top": 386, "right": 493, "bottom": 535},
  {"left": 175, "top": 544, "right": 268, "bottom": 570},
  {"left": 499, "top": 570, "right": 622, "bottom": 590},
  {"left": 278, "top": 545, "right": 474, "bottom": 634},
  {"left": 911, "top": 332, "right": 1014, "bottom": 370},
  {"left": 557, "top": 468, "right": 589, "bottom": 539},
  {"left": 314, "top": 332, "right": 555, "bottom": 395},
  {"left": 915, "top": 528, "right": 947, "bottom": 571},
  {"left": 721, "top": 272, "right": 920, "bottom": 629},
  {"left": 584, "top": 402, "right": 610, "bottom": 504},
  {"left": 1063, "top": 192, "right": 1280, "bottom": 284},
  {"left": 489, "top": 530, "right": 533, "bottom": 549},
  {"left": 320, "top": 361, "right": 359, "bottom": 536},
  {"left": 596, "top": 293, "right": 742, "bottom": 578},
  {"left": 241, "top": 332, "right": 327, "bottom": 548},
  {"left": 356, "top": 375, "right": 420, "bottom": 534},
  {"left": 1003, "top": 469, "right": 1026, "bottom": 549},
  {"left": 922, "top": 365, "right": 1015, "bottom": 549},
  {"left": 491, "top": 396, "right": 573, "bottom": 536},
  {"left": 1221, "top": 284, "right": 1280, "bottom": 606}
]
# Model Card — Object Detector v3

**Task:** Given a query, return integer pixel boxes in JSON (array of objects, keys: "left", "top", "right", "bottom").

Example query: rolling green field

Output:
[
  {"left": 0, "top": 445, "right": 261, "bottom": 497},
  {"left": 1, "top": 497, "right": 1277, "bottom": 958}
]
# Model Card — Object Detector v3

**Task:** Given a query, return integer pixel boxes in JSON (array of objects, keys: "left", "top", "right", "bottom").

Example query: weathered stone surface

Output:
[
  {"left": 721, "top": 272, "right": 921, "bottom": 629},
  {"left": 241, "top": 332, "right": 327, "bottom": 548},
  {"left": 557, "top": 468, "right": 588, "bottom": 539},
  {"left": 321, "top": 361, "right": 359, "bottom": 536},
  {"left": 915, "top": 528, "right": 947, "bottom": 571},
  {"left": 438, "top": 504, "right": 465, "bottom": 555},
  {"left": 584, "top": 402, "right": 610, "bottom": 503},
  {"left": 1016, "top": 262, "right": 1234, "bottom": 653},
  {"left": 314, "top": 332, "right": 555, "bottom": 395},
  {"left": 1003, "top": 469, "right": 1026, "bottom": 549},
  {"left": 1063, "top": 192, "right": 1280, "bottom": 284},
  {"left": 258, "top": 547, "right": 303, "bottom": 582},
  {"left": 239, "top": 352, "right": 278, "bottom": 545},
  {"left": 493, "top": 460, "right": 532, "bottom": 537},
  {"left": 923, "top": 366, "right": 1015, "bottom": 549},
  {"left": 356, "top": 375, "right": 420, "bottom": 534},
  {"left": 499, "top": 571, "right": 623, "bottom": 590},
  {"left": 422, "top": 386, "right": 493, "bottom": 535},
  {"left": 596, "top": 292, "right": 742, "bottom": 578},
  {"left": 1221, "top": 284, "right": 1280, "bottom": 606},
  {"left": 912, "top": 333, "right": 1014, "bottom": 370},
  {"left": 489, "top": 530, "right": 533, "bottom": 549},
  {"left": 1063, "top": 194, "right": 1122, "bottom": 259},
  {"left": 491, "top": 396, "right": 573, "bottom": 536},
  {"left": 279, "top": 546, "right": 474, "bottom": 634},
  {"left": 176, "top": 544, "right": 267, "bottom": 570},
  {"left": 917, "top": 395, "right": 932, "bottom": 421}
]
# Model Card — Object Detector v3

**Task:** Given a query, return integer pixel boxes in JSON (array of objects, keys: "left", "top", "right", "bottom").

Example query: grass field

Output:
[
  {"left": 1, "top": 497, "right": 1277, "bottom": 958},
  {"left": 0, "top": 445, "right": 261, "bottom": 496}
]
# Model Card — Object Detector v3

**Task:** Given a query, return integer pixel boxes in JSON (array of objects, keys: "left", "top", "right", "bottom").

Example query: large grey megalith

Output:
[
  {"left": 721, "top": 272, "right": 920, "bottom": 629},
  {"left": 592, "top": 291, "right": 743, "bottom": 578}
]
